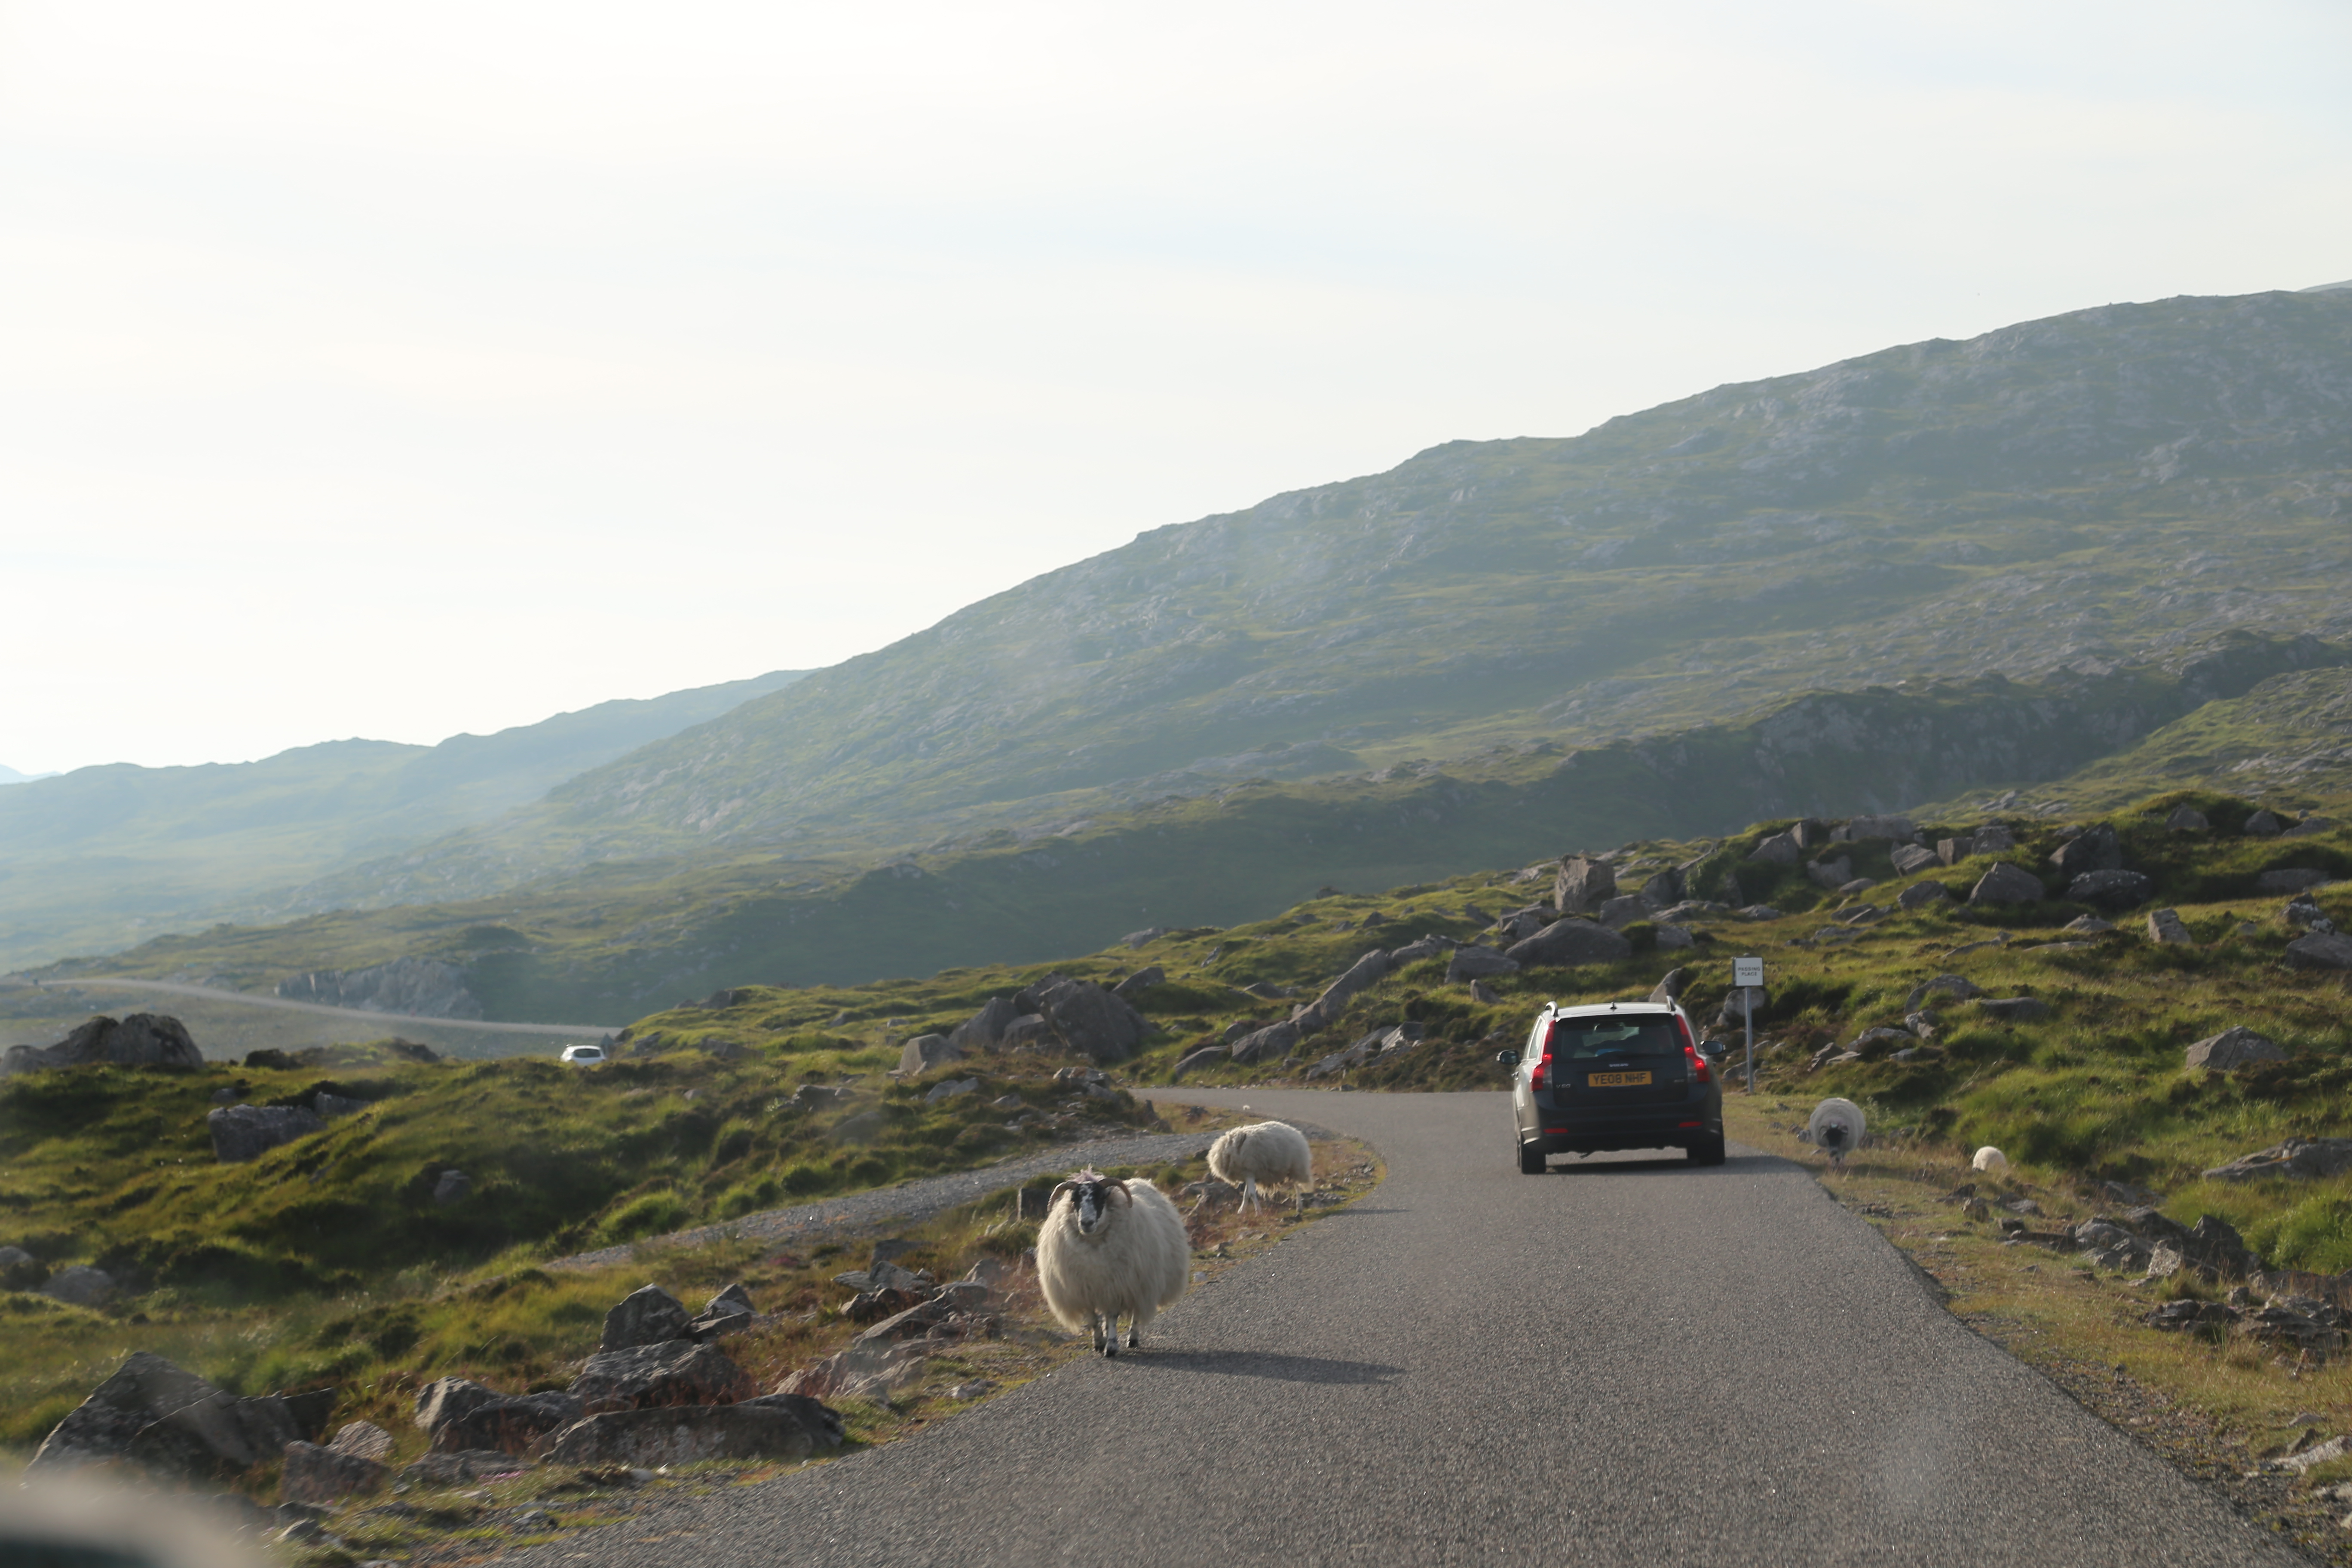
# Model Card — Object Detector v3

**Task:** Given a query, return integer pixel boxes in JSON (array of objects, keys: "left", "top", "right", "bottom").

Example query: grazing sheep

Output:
[
  {"left": 1206, "top": 1121, "right": 1313, "bottom": 1215},
  {"left": 1805, "top": 1098, "right": 1865, "bottom": 1169},
  {"left": 1971, "top": 1145, "right": 2008, "bottom": 1172},
  {"left": 1035, "top": 1170, "right": 1189, "bottom": 1356}
]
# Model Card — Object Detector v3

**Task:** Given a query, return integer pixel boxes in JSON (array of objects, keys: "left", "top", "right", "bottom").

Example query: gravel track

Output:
[{"left": 544, "top": 1127, "right": 1226, "bottom": 1271}]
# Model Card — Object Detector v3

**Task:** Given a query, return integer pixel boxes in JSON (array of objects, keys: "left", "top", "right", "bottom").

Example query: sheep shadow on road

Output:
[{"left": 1125, "top": 1349, "right": 1405, "bottom": 1386}]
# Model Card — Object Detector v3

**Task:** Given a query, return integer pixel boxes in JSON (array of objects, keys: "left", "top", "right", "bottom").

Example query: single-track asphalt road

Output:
[{"left": 509, "top": 1088, "right": 2309, "bottom": 1567}]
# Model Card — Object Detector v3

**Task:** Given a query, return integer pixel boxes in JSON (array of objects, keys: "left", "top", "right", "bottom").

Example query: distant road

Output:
[{"left": 12, "top": 975, "right": 612, "bottom": 1037}]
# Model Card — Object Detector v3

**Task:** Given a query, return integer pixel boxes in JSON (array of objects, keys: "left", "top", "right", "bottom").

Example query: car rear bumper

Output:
[{"left": 1528, "top": 1108, "right": 1721, "bottom": 1155}]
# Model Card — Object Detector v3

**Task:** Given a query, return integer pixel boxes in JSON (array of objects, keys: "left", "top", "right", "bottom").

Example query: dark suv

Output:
[{"left": 1494, "top": 1001, "right": 1724, "bottom": 1172}]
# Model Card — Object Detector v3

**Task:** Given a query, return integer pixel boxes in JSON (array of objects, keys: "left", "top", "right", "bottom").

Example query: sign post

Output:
[{"left": 1733, "top": 956, "right": 1764, "bottom": 1094}]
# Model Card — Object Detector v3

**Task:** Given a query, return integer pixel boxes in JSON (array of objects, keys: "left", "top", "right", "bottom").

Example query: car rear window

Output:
[{"left": 1547, "top": 1017, "right": 1682, "bottom": 1059}]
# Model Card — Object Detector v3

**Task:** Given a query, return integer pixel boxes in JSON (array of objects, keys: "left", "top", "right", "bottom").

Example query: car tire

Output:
[
  {"left": 1688, "top": 1134, "right": 1727, "bottom": 1167},
  {"left": 1517, "top": 1138, "right": 1546, "bottom": 1175}
]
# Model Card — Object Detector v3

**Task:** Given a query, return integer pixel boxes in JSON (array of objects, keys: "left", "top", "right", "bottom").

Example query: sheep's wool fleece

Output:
[
  {"left": 1207, "top": 1121, "right": 1313, "bottom": 1191},
  {"left": 1036, "top": 1180, "right": 1189, "bottom": 1335}
]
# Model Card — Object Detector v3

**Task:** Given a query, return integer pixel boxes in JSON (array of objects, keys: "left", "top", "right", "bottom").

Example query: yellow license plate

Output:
[{"left": 1588, "top": 1071, "right": 1652, "bottom": 1087}]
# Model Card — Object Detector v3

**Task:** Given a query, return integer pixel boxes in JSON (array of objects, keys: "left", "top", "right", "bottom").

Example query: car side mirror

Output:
[
  {"left": 1699, "top": 1040, "right": 1726, "bottom": 1060},
  {"left": 1493, "top": 1050, "right": 1519, "bottom": 1067}
]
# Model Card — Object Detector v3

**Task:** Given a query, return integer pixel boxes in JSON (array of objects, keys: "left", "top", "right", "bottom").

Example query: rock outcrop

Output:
[
  {"left": 1504, "top": 919, "right": 1633, "bottom": 970},
  {"left": 278, "top": 957, "right": 483, "bottom": 1020},
  {"left": 1552, "top": 856, "right": 1616, "bottom": 915},
  {"left": 29, "top": 1352, "right": 328, "bottom": 1479},
  {"left": 3, "top": 1014, "right": 203, "bottom": 1076},
  {"left": 207, "top": 1104, "right": 327, "bottom": 1163},
  {"left": 539, "top": 1397, "right": 844, "bottom": 1467},
  {"left": 1968, "top": 862, "right": 2043, "bottom": 905}
]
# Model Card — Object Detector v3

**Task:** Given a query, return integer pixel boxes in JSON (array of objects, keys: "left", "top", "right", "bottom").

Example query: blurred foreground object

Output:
[{"left": 2, "top": 1473, "right": 263, "bottom": 1568}]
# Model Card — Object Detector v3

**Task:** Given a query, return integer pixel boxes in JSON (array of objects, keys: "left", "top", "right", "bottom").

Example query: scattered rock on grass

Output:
[
  {"left": 2206, "top": 1139, "right": 2352, "bottom": 1183},
  {"left": 29, "top": 1352, "right": 317, "bottom": 1479},
  {"left": 1902, "top": 974, "right": 1983, "bottom": 1011},
  {"left": 2285, "top": 931, "right": 2352, "bottom": 971},
  {"left": 207, "top": 1104, "right": 327, "bottom": 1163},
  {"left": 1505, "top": 919, "right": 1633, "bottom": 970},
  {"left": 37, "top": 1265, "right": 113, "bottom": 1306},
  {"left": 1896, "top": 880, "right": 1951, "bottom": 910},
  {"left": 895, "top": 1035, "right": 962, "bottom": 1075},
  {"left": 601, "top": 1284, "right": 692, "bottom": 1351},
  {"left": 540, "top": 1395, "right": 845, "bottom": 1467},
  {"left": 572, "top": 1339, "right": 757, "bottom": 1414},
  {"left": 430, "top": 1393, "right": 583, "bottom": 1455},
  {"left": 2146, "top": 908, "right": 2193, "bottom": 945},
  {"left": 2184, "top": 1027, "right": 2288, "bottom": 1072},
  {"left": 0, "top": 1245, "right": 45, "bottom": 1290},
  {"left": 1968, "top": 862, "right": 2043, "bottom": 905}
]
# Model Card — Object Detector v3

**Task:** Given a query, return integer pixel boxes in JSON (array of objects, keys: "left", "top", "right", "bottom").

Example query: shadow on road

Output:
[
  {"left": 1130, "top": 1349, "right": 1406, "bottom": 1386},
  {"left": 1536, "top": 1149, "right": 1797, "bottom": 1176}
]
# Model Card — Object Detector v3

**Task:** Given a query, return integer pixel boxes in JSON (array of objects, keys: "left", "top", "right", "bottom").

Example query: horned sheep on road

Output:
[{"left": 1035, "top": 1171, "right": 1189, "bottom": 1356}]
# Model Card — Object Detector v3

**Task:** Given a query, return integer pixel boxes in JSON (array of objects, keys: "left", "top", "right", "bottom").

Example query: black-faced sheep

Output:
[
  {"left": 1035, "top": 1170, "right": 1188, "bottom": 1356},
  {"left": 1206, "top": 1120, "right": 1313, "bottom": 1215}
]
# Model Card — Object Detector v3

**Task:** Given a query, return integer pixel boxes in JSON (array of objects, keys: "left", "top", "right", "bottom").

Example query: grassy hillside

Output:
[
  {"left": 0, "top": 670, "right": 806, "bottom": 972},
  {"left": 316, "top": 289, "right": 2352, "bottom": 914},
  {"left": 41, "top": 635, "right": 2343, "bottom": 1023}
]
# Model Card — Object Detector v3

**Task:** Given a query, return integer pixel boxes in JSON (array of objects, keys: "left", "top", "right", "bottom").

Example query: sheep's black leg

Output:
[
  {"left": 1126, "top": 1320, "right": 1142, "bottom": 1349},
  {"left": 1089, "top": 1314, "right": 1106, "bottom": 1352}
]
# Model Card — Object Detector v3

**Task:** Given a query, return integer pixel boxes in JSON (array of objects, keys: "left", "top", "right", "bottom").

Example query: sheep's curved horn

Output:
[{"left": 1048, "top": 1180, "right": 1079, "bottom": 1206}]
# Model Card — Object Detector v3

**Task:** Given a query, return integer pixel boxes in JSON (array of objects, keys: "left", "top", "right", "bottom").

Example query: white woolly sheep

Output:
[
  {"left": 1971, "top": 1145, "right": 2008, "bottom": 1172},
  {"left": 1207, "top": 1120, "right": 1314, "bottom": 1215},
  {"left": 1035, "top": 1171, "right": 1189, "bottom": 1356}
]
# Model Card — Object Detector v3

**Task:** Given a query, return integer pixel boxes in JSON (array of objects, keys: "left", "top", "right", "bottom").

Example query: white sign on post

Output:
[{"left": 1732, "top": 956, "right": 1763, "bottom": 1093}]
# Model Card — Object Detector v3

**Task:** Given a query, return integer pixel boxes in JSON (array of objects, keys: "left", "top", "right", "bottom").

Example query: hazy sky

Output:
[{"left": 7, "top": 0, "right": 2349, "bottom": 775}]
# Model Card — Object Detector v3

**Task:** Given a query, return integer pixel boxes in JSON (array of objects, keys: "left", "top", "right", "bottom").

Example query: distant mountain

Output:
[
  {"left": 31, "top": 285, "right": 2352, "bottom": 1016},
  {"left": 0, "top": 670, "right": 807, "bottom": 970},
  {"left": 0, "top": 765, "right": 59, "bottom": 787},
  {"left": 342, "top": 288, "right": 2352, "bottom": 907}
]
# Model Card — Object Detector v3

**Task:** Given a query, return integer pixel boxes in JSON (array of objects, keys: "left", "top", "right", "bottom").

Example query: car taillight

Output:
[
  {"left": 1685, "top": 1042, "right": 1712, "bottom": 1084},
  {"left": 1531, "top": 1050, "right": 1552, "bottom": 1091}
]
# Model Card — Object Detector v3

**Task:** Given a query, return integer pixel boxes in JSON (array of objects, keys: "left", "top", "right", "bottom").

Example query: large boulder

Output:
[
  {"left": 28, "top": 1352, "right": 316, "bottom": 1479},
  {"left": 1553, "top": 856, "right": 1617, "bottom": 915},
  {"left": 1596, "top": 894, "right": 1650, "bottom": 930},
  {"left": 1896, "top": 880, "right": 1952, "bottom": 910},
  {"left": 895, "top": 1035, "right": 962, "bottom": 1075},
  {"left": 1226, "top": 1020, "right": 1299, "bottom": 1066},
  {"left": 1648, "top": 968, "right": 1690, "bottom": 1005},
  {"left": 429, "top": 1393, "right": 584, "bottom": 1455},
  {"left": 413, "top": 1378, "right": 499, "bottom": 1434},
  {"left": 2184, "top": 1027, "right": 2288, "bottom": 1072},
  {"left": 1746, "top": 832, "right": 1801, "bottom": 866},
  {"left": 1033, "top": 979, "right": 1151, "bottom": 1063},
  {"left": 601, "top": 1284, "right": 693, "bottom": 1351},
  {"left": 1902, "top": 974, "right": 1983, "bottom": 1011},
  {"left": 207, "top": 1104, "right": 327, "bottom": 1163},
  {"left": 2166, "top": 805, "right": 2210, "bottom": 833},
  {"left": 328, "top": 1421, "right": 394, "bottom": 1462},
  {"left": 947, "top": 997, "right": 1021, "bottom": 1053},
  {"left": 2285, "top": 931, "right": 2352, "bottom": 971},
  {"left": 1504, "top": 919, "right": 1633, "bottom": 970},
  {"left": 2048, "top": 825, "right": 2123, "bottom": 876},
  {"left": 1170, "top": 1046, "right": 1227, "bottom": 1079},
  {"left": 1715, "top": 987, "right": 1766, "bottom": 1027},
  {"left": 1972, "top": 824, "right": 2018, "bottom": 855},
  {"left": 539, "top": 1396, "right": 845, "bottom": 1467},
  {"left": 1445, "top": 945, "right": 1519, "bottom": 983},
  {"left": 1805, "top": 857, "right": 1854, "bottom": 891},
  {"left": 570, "top": 1339, "right": 757, "bottom": 1413},
  {"left": 3, "top": 1014, "right": 203, "bottom": 1076},
  {"left": 1889, "top": 844, "right": 1940, "bottom": 876},
  {"left": 1636, "top": 867, "right": 1686, "bottom": 913},
  {"left": 1111, "top": 967, "right": 1166, "bottom": 1001},
  {"left": 39, "top": 1265, "right": 116, "bottom": 1306},
  {"left": 2067, "top": 870, "right": 2153, "bottom": 909},
  {"left": 281, "top": 1440, "right": 390, "bottom": 1503},
  {"left": 1968, "top": 862, "right": 2043, "bottom": 905},
  {"left": 1290, "top": 949, "right": 1393, "bottom": 1036},
  {"left": 0, "top": 1245, "right": 46, "bottom": 1291}
]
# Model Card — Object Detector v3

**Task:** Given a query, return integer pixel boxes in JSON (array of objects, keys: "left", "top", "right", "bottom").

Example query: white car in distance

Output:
[{"left": 560, "top": 1044, "right": 607, "bottom": 1066}]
